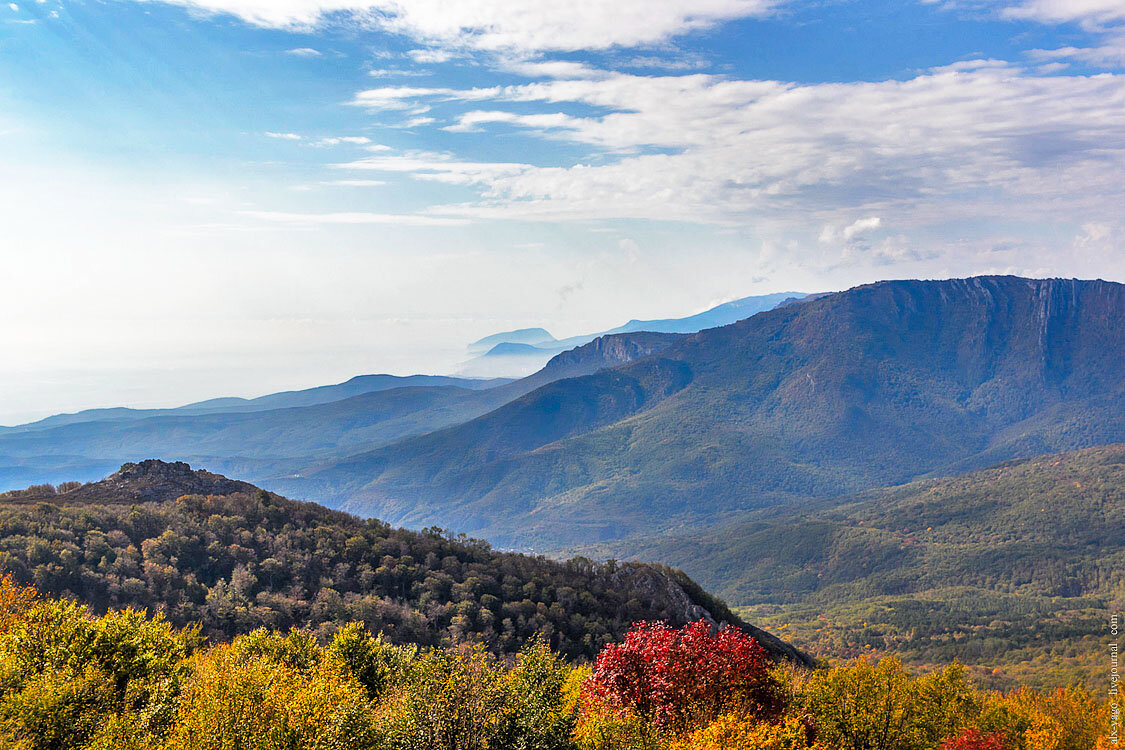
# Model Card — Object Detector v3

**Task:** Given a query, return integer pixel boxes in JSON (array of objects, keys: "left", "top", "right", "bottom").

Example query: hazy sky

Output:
[{"left": 1, "top": 0, "right": 1124, "bottom": 424}]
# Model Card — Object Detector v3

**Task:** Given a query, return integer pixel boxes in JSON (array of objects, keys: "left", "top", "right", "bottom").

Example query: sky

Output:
[{"left": 1, "top": 0, "right": 1124, "bottom": 424}]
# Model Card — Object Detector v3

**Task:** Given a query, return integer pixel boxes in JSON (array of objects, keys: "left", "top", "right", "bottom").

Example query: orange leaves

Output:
[
  {"left": 0, "top": 572, "right": 36, "bottom": 635},
  {"left": 939, "top": 728, "right": 1007, "bottom": 750}
]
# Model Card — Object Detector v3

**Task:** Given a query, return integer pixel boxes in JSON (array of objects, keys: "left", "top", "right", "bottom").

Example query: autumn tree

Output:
[{"left": 585, "top": 620, "right": 780, "bottom": 734}]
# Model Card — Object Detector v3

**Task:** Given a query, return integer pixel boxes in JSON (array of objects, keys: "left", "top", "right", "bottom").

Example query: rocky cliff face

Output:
[
  {"left": 611, "top": 564, "right": 816, "bottom": 666},
  {"left": 537, "top": 331, "right": 686, "bottom": 381}
]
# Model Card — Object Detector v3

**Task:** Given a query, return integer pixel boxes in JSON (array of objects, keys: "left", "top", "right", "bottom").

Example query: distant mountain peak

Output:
[
  {"left": 468, "top": 327, "right": 558, "bottom": 353},
  {"left": 459, "top": 291, "right": 809, "bottom": 378}
]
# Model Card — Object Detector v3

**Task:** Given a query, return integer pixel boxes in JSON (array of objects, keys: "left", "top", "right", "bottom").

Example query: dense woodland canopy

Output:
[{"left": 0, "top": 462, "right": 750, "bottom": 661}]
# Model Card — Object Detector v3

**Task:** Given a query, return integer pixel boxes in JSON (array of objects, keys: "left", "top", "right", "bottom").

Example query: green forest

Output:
[{"left": 0, "top": 482, "right": 739, "bottom": 661}]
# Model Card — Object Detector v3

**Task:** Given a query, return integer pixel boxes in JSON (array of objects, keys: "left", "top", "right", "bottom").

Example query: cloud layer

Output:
[
  {"left": 135, "top": 0, "right": 779, "bottom": 51},
  {"left": 339, "top": 62, "right": 1125, "bottom": 230}
]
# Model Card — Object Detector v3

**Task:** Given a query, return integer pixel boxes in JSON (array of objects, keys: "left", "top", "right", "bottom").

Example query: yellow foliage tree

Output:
[
  {"left": 164, "top": 639, "right": 377, "bottom": 750},
  {"left": 671, "top": 714, "right": 815, "bottom": 750}
]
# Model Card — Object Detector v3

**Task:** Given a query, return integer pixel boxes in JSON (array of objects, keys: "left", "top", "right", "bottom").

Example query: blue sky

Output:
[{"left": 1, "top": 0, "right": 1123, "bottom": 423}]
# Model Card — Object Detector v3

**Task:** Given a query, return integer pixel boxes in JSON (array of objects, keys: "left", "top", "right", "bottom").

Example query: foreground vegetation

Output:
[{"left": 0, "top": 575, "right": 1111, "bottom": 750}]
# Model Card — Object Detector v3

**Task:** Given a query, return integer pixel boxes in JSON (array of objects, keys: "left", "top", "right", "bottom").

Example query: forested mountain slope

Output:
[
  {"left": 298, "top": 276, "right": 1125, "bottom": 549},
  {"left": 0, "top": 460, "right": 808, "bottom": 664}
]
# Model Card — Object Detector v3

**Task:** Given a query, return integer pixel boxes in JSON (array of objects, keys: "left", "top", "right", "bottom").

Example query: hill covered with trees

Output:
[{"left": 0, "top": 460, "right": 805, "bottom": 663}]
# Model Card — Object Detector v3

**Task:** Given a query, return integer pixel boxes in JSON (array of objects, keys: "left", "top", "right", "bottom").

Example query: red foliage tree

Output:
[
  {"left": 585, "top": 620, "right": 781, "bottom": 732},
  {"left": 940, "top": 728, "right": 1008, "bottom": 750}
]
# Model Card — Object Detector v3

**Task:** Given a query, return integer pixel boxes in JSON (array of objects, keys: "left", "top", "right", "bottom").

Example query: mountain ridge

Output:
[
  {"left": 297, "top": 275, "right": 1125, "bottom": 549},
  {"left": 0, "top": 330, "right": 689, "bottom": 492},
  {"left": 0, "top": 374, "right": 510, "bottom": 434}
]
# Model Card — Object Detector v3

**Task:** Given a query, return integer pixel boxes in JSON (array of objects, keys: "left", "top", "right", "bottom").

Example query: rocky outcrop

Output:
[
  {"left": 546, "top": 331, "right": 685, "bottom": 374},
  {"left": 532, "top": 331, "right": 686, "bottom": 386},
  {"left": 60, "top": 459, "right": 261, "bottom": 504},
  {"left": 611, "top": 563, "right": 816, "bottom": 667}
]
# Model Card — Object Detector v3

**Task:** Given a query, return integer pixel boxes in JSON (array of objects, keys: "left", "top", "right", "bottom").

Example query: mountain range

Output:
[
  {"left": 4, "top": 276, "right": 1124, "bottom": 561},
  {"left": 2, "top": 274, "right": 1124, "bottom": 684},
  {"left": 284, "top": 276, "right": 1125, "bottom": 550},
  {"left": 0, "top": 334, "right": 678, "bottom": 491}
]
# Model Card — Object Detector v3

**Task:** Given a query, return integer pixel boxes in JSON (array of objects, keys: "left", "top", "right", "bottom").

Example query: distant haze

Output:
[{"left": 2, "top": 0, "right": 1123, "bottom": 422}]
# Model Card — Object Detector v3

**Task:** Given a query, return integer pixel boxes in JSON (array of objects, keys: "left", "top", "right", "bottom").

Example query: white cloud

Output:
[
  {"left": 498, "top": 60, "right": 609, "bottom": 80},
  {"left": 1027, "top": 33, "right": 1125, "bottom": 67},
  {"left": 313, "top": 135, "right": 372, "bottom": 146},
  {"left": 407, "top": 48, "right": 453, "bottom": 64},
  {"left": 285, "top": 47, "right": 322, "bottom": 57},
  {"left": 818, "top": 217, "right": 883, "bottom": 244},
  {"left": 1075, "top": 221, "right": 1113, "bottom": 249},
  {"left": 335, "top": 66, "right": 1125, "bottom": 228},
  {"left": 335, "top": 148, "right": 532, "bottom": 185},
  {"left": 444, "top": 110, "right": 581, "bottom": 133},
  {"left": 264, "top": 131, "right": 303, "bottom": 140},
  {"left": 840, "top": 234, "right": 928, "bottom": 267},
  {"left": 843, "top": 217, "right": 882, "bottom": 240},
  {"left": 129, "top": 0, "right": 782, "bottom": 52},
  {"left": 239, "top": 210, "right": 469, "bottom": 226},
  {"left": 349, "top": 85, "right": 500, "bottom": 110},
  {"left": 366, "top": 67, "right": 430, "bottom": 78},
  {"left": 1006, "top": 0, "right": 1125, "bottom": 66},
  {"left": 1005, "top": 0, "right": 1125, "bottom": 28}
]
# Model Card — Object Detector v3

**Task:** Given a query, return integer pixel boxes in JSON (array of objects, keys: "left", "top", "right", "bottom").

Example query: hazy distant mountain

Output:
[
  {"left": 179, "top": 374, "right": 510, "bottom": 413},
  {"left": 458, "top": 291, "right": 808, "bottom": 377},
  {"left": 1, "top": 374, "right": 509, "bottom": 435},
  {"left": 467, "top": 327, "right": 558, "bottom": 354},
  {"left": 602, "top": 291, "right": 806, "bottom": 335},
  {"left": 0, "top": 332, "right": 681, "bottom": 492},
  {"left": 298, "top": 276, "right": 1125, "bottom": 549},
  {"left": 481, "top": 342, "right": 557, "bottom": 358}
]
